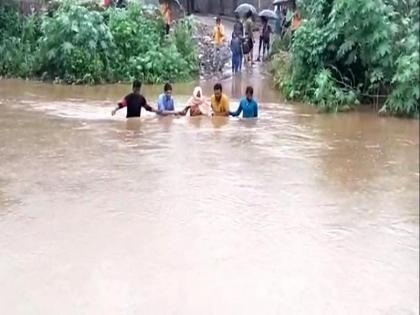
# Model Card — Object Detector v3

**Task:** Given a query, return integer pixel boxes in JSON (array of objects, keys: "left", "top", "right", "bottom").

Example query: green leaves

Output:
[
  {"left": 0, "top": 1, "right": 198, "bottom": 85},
  {"left": 271, "top": 0, "right": 419, "bottom": 117}
]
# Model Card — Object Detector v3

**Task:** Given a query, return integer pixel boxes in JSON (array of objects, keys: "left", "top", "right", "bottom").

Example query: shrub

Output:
[{"left": 272, "top": 0, "right": 419, "bottom": 117}]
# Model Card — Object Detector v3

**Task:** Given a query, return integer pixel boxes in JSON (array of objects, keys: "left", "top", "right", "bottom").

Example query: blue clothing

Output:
[
  {"left": 232, "top": 52, "right": 241, "bottom": 73},
  {"left": 157, "top": 94, "right": 174, "bottom": 111},
  {"left": 230, "top": 37, "right": 242, "bottom": 56},
  {"left": 231, "top": 37, "right": 242, "bottom": 73},
  {"left": 230, "top": 97, "right": 258, "bottom": 118}
]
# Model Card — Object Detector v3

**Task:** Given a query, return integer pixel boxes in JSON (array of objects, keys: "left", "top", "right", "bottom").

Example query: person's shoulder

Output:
[{"left": 210, "top": 94, "right": 216, "bottom": 101}]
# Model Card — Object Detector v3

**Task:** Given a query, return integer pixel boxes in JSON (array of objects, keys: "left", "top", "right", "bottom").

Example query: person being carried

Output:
[
  {"left": 212, "top": 17, "right": 225, "bottom": 73},
  {"left": 229, "top": 86, "right": 258, "bottom": 118},
  {"left": 112, "top": 80, "right": 159, "bottom": 118},
  {"left": 230, "top": 32, "right": 242, "bottom": 74},
  {"left": 179, "top": 87, "right": 211, "bottom": 117},
  {"left": 211, "top": 83, "right": 230, "bottom": 117},
  {"left": 257, "top": 17, "right": 272, "bottom": 62}
]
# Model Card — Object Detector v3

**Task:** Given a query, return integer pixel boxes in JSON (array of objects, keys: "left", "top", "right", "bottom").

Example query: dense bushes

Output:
[
  {"left": 0, "top": 1, "right": 198, "bottom": 84},
  {"left": 272, "top": 0, "right": 419, "bottom": 117}
]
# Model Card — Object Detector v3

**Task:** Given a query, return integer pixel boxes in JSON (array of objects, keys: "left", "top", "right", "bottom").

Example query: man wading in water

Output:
[{"left": 111, "top": 80, "right": 159, "bottom": 118}]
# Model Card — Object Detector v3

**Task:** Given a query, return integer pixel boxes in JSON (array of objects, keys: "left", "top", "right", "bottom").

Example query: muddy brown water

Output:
[{"left": 0, "top": 77, "right": 418, "bottom": 315}]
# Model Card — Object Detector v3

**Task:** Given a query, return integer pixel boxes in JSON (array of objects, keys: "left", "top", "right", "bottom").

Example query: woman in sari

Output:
[{"left": 180, "top": 87, "right": 211, "bottom": 117}]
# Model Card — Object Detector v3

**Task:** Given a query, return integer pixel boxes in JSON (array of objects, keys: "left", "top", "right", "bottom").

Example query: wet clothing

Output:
[
  {"left": 213, "top": 24, "right": 225, "bottom": 46},
  {"left": 157, "top": 94, "right": 175, "bottom": 111},
  {"left": 183, "top": 87, "right": 211, "bottom": 117},
  {"left": 161, "top": 3, "right": 171, "bottom": 25},
  {"left": 211, "top": 94, "right": 230, "bottom": 115},
  {"left": 258, "top": 23, "right": 272, "bottom": 58},
  {"left": 233, "top": 20, "right": 244, "bottom": 38},
  {"left": 118, "top": 93, "right": 153, "bottom": 118},
  {"left": 230, "top": 97, "right": 258, "bottom": 118},
  {"left": 231, "top": 37, "right": 242, "bottom": 73},
  {"left": 161, "top": 3, "right": 171, "bottom": 34},
  {"left": 244, "top": 18, "right": 254, "bottom": 41}
]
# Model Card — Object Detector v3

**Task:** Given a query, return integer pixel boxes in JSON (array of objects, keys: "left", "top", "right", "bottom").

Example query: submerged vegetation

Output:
[
  {"left": 0, "top": 0, "right": 198, "bottom": 84},
  {"left": 272, "top": 0, "right": 419, "bottom": 117}
]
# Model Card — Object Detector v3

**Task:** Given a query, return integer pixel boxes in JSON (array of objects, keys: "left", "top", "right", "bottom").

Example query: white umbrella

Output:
[
  {"left": 273, "top": 0, "right": 290, "bottom": 5},
  {"left": 234, "top": 3, "right": 257, "bottom": 16},
  {"left": 259, "top": 9, "right": 279, "bottom": 20}
]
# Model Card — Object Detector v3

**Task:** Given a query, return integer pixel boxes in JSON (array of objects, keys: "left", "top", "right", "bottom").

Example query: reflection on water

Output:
[{"left": 0, "top": 79, "right": 418, "bottom": 315}]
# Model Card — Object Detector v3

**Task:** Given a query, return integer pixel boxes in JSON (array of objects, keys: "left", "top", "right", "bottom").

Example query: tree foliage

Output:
[
  {"left": 0, "top": 1, "right": 198, "bottom": 84},
  {"left": 272, "top": 0, "right": 419, "bottom": 117}
]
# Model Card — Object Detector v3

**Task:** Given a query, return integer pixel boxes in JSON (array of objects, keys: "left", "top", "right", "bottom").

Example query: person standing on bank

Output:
[
  {"left": 230, "top": 32, "right": 242, "bottom": 74},
  {"left": 233, "top": 13, "right": 244, "bottom": 71},
  {"left": 160, "top": 0, "right": 171, "bottom": 35},
  {"left": 257, "top": 17, "right": 272, "bottom": 62},
  {"left": 112, "top": 80, "right": 160, "bottom": 118},
  {"left": 213, "top": 17, "right": 225, "bottom": 73},
  {"left": 229, "top": 86, "right": 259, "bottom": 118},
  {"left": 244, "top": 10, "right": 255, "bottom": 65}
]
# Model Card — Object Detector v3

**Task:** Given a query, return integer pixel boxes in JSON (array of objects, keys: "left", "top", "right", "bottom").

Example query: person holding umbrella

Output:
[
  {"left": 257, "top": 16, "right": 272, "bottom": 61},
  {"left": 244, "top": 10, "right": 255, "bottom": 65}
]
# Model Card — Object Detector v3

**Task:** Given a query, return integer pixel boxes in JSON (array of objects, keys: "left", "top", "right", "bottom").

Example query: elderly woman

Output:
[{"left": 180, "top": 87, "right": 211, "bottom": 117}]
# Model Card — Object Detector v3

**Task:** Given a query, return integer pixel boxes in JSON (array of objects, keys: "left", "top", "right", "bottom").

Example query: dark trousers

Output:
[
  {"left": 165, "top": 24, "right": 170, "bottom": 35},
  {"left": 258, "top": 36, "right": 270, "bottom": 58}
]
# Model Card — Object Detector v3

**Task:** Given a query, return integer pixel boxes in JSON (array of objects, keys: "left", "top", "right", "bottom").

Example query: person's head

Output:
[
  {"left": 232, "top": 31, "right": 237, "bottom": 39},
  {"left": 164, "top": 82, "right": 172, "bottom": 98},
  {"left": 193, "top": 86, "right": 202, "bottom": 99},
  {"left": 132, "top": 80, "right": 142, "bottom": 94},
  {"left": 246, "top": 10, "right": 253, "bottom": 19},
  {"left": 235, "top": 13, "right": 240, "bottom": 21},
  {"left": 261, "top": 16, "right": 268, "bottom": 24},
  {"left": 213, "top": 83, "right": 223, "bottom": 101},
  {"left": 216, "top": 17, "right": 221, "bottom": 25},
  {"left": 245, "top": 86, "right": 254, "bottom": 101}
]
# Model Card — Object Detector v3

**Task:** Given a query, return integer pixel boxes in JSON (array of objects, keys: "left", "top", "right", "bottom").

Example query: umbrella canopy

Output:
[
  {"left": 234, "top": 3, "right": 257, "bottom": 16},
  {"left": 273, "top": 0, "right": 290, "bottom": 5},
  {"left": 259, "top": 9, "right": 279, "bottom": 20}
]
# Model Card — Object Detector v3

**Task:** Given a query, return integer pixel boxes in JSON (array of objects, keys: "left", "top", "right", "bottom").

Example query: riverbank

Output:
[
  {"left": 269, "top": 0, "right": 419, "bottom": 118},
  {"left": 0, "top": 1, "right": 198, "bottom": 84}
]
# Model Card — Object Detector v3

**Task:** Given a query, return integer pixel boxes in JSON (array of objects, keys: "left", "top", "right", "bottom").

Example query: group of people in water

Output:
[{"left": 111, "top": 80, "right": 258, "bottom": 119}]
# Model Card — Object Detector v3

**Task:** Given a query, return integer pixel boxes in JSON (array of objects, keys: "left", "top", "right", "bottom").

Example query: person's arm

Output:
[
  {"left": 229, "top": 101, "right": 243, "bottom": 117},
  {"left": 143, "top": 101, "right": 160, "bottom": 114},
  {"left": 220, "top": 25, "right": 225, "bottom": 42},
  {"left": 111, "top": 98, "right": 127, "bottom": 116},
  {"left": 178, "top": 106, "right": 190, "bottom": 116},
  {"left": 254, "top": 101, "right": 258, "bottom": 118}
]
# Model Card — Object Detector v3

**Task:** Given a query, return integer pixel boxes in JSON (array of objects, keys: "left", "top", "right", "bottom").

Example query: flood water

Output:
[{"left": 0, "top": 77, "right": 418, "bottom": 315}]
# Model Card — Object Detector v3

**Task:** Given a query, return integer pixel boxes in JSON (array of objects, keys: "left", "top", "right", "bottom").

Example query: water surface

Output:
[{"left": 0, "top": 78, "right": 418, "bottom": 315}]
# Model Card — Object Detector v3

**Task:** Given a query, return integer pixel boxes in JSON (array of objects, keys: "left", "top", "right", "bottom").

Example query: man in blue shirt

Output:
[
  {"left": 229, "top": 86, "right": 259, "bottom": 118},
  {"left": 157, "top": 83, "right": 175, "bottom": 111}
]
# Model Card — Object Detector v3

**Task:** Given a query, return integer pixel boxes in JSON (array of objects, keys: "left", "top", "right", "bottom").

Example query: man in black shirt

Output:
[{"left": 112, "top": 80, "right": 159, "bottom": 118}]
